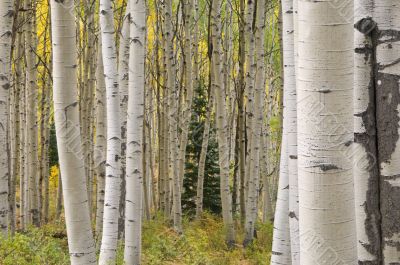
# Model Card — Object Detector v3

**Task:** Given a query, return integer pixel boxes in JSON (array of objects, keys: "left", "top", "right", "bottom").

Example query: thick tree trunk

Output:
[
  {"left": 123, "top": 0, "right": 145, "bottom": 263},
  {"left": 50, "top": 1, "right": 96, "bottom": 263},
  {"left": 297, "top": 0, "right": 356, "bottom": 263}
]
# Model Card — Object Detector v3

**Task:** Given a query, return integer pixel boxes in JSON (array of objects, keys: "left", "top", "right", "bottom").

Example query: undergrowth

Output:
[{"left": 0, "top": 213, "right": 272, "bottom": 265}]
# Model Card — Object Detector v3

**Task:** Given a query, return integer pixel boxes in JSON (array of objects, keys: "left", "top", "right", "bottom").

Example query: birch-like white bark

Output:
[
  {"left": 50, "top": 0, "right": 96, "bottom": 263},
  {"left": 271, "top": 132, "right": 291, "bottom": 264},
  {"left": 98, "top": 0, "right": 122, "bottom": 263},
  {"left": 353, "top": 0, "right": 381, "bottom": 263},
  {"left": 25, "top": 0, "right": 40, "bottom": 227},
  {"left": 211, "top": 0, "right": 236, "bottom": 245},
  {"left": 195, "top": 95, "right": 213, "bottom": 219},
  {"left": 95, "top": 43, "right": 107, "bottom": 243},
  {"left": 0, "top": 0, "right": 14, "bottom": 237},
  {"left": 282, "top": 0, "right": 299, "bottom": 262},
  {"left": 118, "top": 8, "right": 130, "bottom": 238},
  {"left": 124, "top": 0, "right": 145, "bottom": 263},
  {"left": 297, "top": 0, "right": 356, "bottom": 263},
  {"left": 244, "top": 0, "right": 266, "bottom": 246}
]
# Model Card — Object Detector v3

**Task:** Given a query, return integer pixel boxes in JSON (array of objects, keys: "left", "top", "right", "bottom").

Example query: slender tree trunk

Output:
[
  {"left": 271, "top": 133, "right": 291, "bottom": 264},
  {"left": 177, "top": 0, "right": 194, "bottom": 193},
  {"left": 195, "top": 95, "right": 213, "bottom": 219},
  {"left": 50, "top": 1, "right": 96, "bottom": 263},
  {"left": 297, "top": 0, "right": 356, "bottom": 263},
  {"left": 124, "top": 0, "right": 145, "bottom": 263},
  {"left": 163, "top": 0, "right": 182, "bottom": 233},
  {"left": 118, "top": 9, "right": 130, "bottom": 239},
  {"left": 237, "top": 0, "right": 247, "bottom": 222},
  {"left": 353, "top": 0, "right": 382, "bottom": 263},
  {"left": 280, "top": 0, "right": 299, "bottom": 262},
  {"left": 55, "top": 172, "right": 62, "bottom": 219},
  {"left": 95, "top": 43, "right": 107, "bottom": 244},
  {"left": 98, "top": 0, "right": 123, "bottom": 263},
  {"left": 211, "top": 0, "right": 236, "bottom": 246},
  {"left": 0, "top": 0, "right": 14, "bottom": 236},
  {"left": 244, "top": 0, "right": 266, "bottom": 247}
]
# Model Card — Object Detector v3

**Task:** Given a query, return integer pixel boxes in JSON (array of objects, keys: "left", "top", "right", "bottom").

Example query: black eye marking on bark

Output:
[{"left": 355, "top": 17, "right": 377, "bottom": 35}]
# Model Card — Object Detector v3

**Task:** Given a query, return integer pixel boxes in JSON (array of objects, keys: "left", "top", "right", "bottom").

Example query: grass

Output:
[{"left": 0, "top": 213, "right": 272, "bottom": 265}]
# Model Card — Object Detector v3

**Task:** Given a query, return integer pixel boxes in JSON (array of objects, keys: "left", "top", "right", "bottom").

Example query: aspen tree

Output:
[
  {"left": 353, "top": 0, "right": 381, "bottom": 263},
  {"left": 196, "top": 95, "right": 213, "bottom": 218},
  {"left": 124, "top": 0, "right": 146, "bottom": 263},
  {"left": 281, "top": 0, "right": 299, "bottom": 262},
  {"left": 50, "top": 0, "right": 96, "bottom": 263},
  {"left": 118, "top": 8, "right": 130, "bottom": 237},
  {"left": 24, "top": 0, "right": 40, "bottom": 227},
  {"left": 211, "top": 0, "right": 236, "bottom": 245},
  {"left": 99, "top": 0, "right": 123, "bottom": 262},
  {"left": 95, "top": 43, "right": 107, "bottom": 242},
  {"left": 163, "top": 0, "right": 182, "bottom": 233},
  {"left": 297, "top": 0, "right": 356, "bottom": 263},
  {"left": 0, "top": 0, "right": 14, "bottom": 237},
  {"left": 373, "top": 0, "right": 400, "bottom": 262}
]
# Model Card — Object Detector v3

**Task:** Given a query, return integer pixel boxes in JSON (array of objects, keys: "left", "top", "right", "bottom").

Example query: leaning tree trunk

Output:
[
  {"left": 271, "top": 90, "right": 291, "bottom": 265},
  {"left": 0, "top": 0, "right": 14, "bottom": 237},
  {"left": 195, "top": 94, "right": 213, "bottom": 219},
  {"left": 373, "top": 1, "right": 400, "bottom": 262},
  {"left": 297, "top": 0, "right": 357, "bottom": 263},
  {"left": 98, "top": 0, "right": 122, "bottom": 263},
  {"left": 50, "top": 1, "right": 96, "bottom": 263},
  {"left": 353, "top": 0, "right": 382, "bottom": 263},
  {"left": 124, "top": 0, "right": 146, "bottom": 263},
  {"left": 211, "top": 0, "right": 236, "bottom": 246}
]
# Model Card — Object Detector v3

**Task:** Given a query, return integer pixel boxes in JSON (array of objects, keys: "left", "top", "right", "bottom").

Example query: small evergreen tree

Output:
[{"left": 182, "top": 81, "right": 221, "bottom": 215}]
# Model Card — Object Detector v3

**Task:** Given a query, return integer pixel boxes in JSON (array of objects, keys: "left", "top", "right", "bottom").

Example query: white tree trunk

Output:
[
  {"left": 353, "top": 0, "right": 381, "bottom": 263},
  {"left": 373, "top": 1, "right": 400, "bottom": 263},
  {"left": 211, "top": 0, "right": 236, "bottom": 245},
  {"left": 281, "top": 0, "right": 299, "bottom": 262},
  {"left": 25, "top": 0, "right": 40, "bottom": 227},
  {"left": 124, "top": 0, "right": 145, "bottom": 263},
  {"left": 195, "top": 95, "right": 213, "bottom": 219},
  {"left": 271, "top": 96, "right": 291, "bottom": 265},
  {"left": 163, "top": 0, "right": 182, "bottom": 233},
  {"left": 118, "top": 8, "right": 130, "bottom": 238},
  {"left": 50, "top": 0, "right": 96, "bottom": 263},
  {"left": 0, "top": 0, "right": 14, "bottom": 237},
  {"left": 297, "top": 0, "right": 356, "bottom": 263},
  {"left": 99, "top": 0, "right": 122, "bottom": 263},
  {"left": 244, "top": 0, "right": 266, "bottom": 246},
  {"left": 95, "top": 43, "right": 107, "bottom": 243}
]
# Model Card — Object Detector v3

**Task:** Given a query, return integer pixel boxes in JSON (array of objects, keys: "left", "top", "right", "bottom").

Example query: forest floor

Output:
[{"left": 0, "top": 213, "right": 272, "bottom": 265}]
